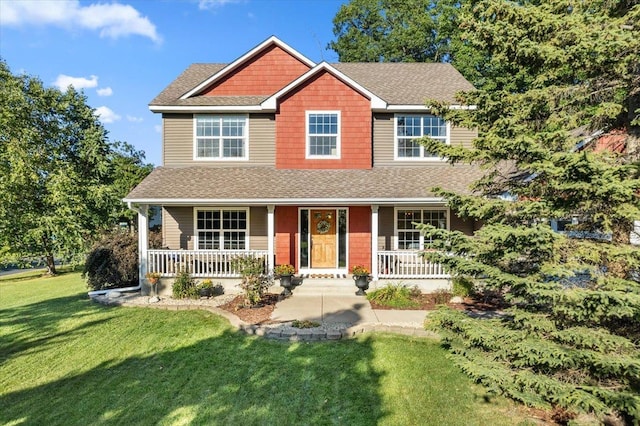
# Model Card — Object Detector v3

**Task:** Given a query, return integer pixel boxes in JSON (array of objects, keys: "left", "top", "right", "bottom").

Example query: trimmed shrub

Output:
[
  {"left": 83, "top": 231, "right": 138, "bottom": 291},
  {"left": 172, "top": 269, "right": 198, "bottom": 299},
  {"left": 366, "top": 283, "right": 420, "bottom": 309},
  {"left": 452, "top": 276, "right": 474, "bottom": 297},
  {"left": 231, "top": 255, "right": 272, "bottom": 306}
]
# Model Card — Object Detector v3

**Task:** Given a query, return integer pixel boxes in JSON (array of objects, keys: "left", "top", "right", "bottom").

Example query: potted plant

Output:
[
  {"left": 351, "top": 265, "right": 371, "bottom": 296},
  {"left": 145, "top": 271, "right": 161, "bottom": 302},
  {"left": 197, "top": 279, "right": 214, "bottom": 297},
  {"left": 274, "top": 264, "right": 295, "bottom": 296}
]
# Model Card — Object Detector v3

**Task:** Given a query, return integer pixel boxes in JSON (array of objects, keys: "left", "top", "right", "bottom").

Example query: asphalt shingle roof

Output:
[
  {"left": 150, "top": 62, "right": 474, "bottom": 108},
  {"left": 125, "top": 166, "right": 483, "bottom": 203}
]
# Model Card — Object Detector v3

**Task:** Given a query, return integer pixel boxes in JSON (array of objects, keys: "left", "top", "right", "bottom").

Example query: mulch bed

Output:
[
  {"left": 368, "top": 293, "right": 508, "bottom": 312},
  {"left": 218, "top": 293, "right": 281, "bottom": 325}
]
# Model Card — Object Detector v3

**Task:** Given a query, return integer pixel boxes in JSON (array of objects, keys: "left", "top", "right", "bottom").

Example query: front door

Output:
[{"left": 310, "top": 209, "right": 336, "bottom": 268}]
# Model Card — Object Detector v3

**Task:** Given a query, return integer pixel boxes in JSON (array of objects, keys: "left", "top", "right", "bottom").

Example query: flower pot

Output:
[
  {"left": 279, "top": 274, "right": 294, "bottom": 296},
  {"left": 199, "top": 288, "right": 212, "bottom": 297},
  {"left": 353, "top": 275, "right": 370, "bottom": 296}
]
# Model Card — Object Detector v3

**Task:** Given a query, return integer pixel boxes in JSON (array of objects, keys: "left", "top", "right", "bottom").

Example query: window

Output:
[
  {"left": 194, "top": 115, "right": 247, "bottom": 160},
  {"left": 396, "top": 209, "right": 447, "bottom": 250},
  {"left": 195, "top": 209, "right": 248, "bottom": 249},
  {"left": 395, "top": 114, "right": 448, "bottom": 159},
  {"left": 306, "top": 111, "right": 340, "bottom": 158}
]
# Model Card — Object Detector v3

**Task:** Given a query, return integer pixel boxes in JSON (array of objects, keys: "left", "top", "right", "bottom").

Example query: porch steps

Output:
[{"left": 272, "top": 277, "right": 359, "bottom": 296}]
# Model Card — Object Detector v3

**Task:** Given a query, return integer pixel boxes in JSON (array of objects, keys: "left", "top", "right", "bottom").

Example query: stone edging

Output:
[{"left": 91, "top": 296, "right": 437, "bottom": 341}]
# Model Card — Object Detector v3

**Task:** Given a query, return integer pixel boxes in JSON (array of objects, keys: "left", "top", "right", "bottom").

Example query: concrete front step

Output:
[{"left": 270, "top": 278, "right": 360, "bottom": 295}]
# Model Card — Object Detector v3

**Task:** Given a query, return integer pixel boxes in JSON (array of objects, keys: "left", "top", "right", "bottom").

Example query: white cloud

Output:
[
  {"left": 53, "top": 74, "right": 98, "bottom": 91},
  {"left": 198, "top": 0, "right": 244, "bottom": 10},
  {"left": 97, "top": 87, "right": 113, "bottom": 96},
  {"left": 0, "top": 0, "right": 161, "bottom": 43},
  {"left": 154, "top": 125, "right": 162, "bottom": 133},
  {"left": 127, "top": 115, "right": 144, "bottom": 123},
  {"left": 95, "top": 106, "right": 121, "bottom": 123}
]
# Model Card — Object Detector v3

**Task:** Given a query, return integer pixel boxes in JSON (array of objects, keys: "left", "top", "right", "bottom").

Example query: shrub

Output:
[
  {"left": 232, "top": 255, "right": 272, "bottom": 306},
  {"left": 172, "top": 269, "right": 198, "bottom": 299},
  {"left": 432, "top": 289, "right": 452, "bottom": 305},
  {"left": 291, "top": 320, "right": 320, "bottom": 328},
  {"left": 83, "top": 231, "right": 138, "bottom": 291},
  {"left": 366, "top": 283, "right": 420, "bottom": 309},
  {"left": 452, "top": 276, "right": 474, "bottom": 297}
]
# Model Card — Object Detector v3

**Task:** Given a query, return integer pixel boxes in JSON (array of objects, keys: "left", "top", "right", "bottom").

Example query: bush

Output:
[
  {"left": 366, "top": 283, "right": 420, "bottom": 309},
  {"left": 432, "top": 289, "right": 452, "bottom": 305},
  {"left": 232, "top": 255, "right": 272, "bottom": 306},
  {"left": 83, "top": 231, "right": 138, "bottom": 291},
  {"left": 452, "top": 276, "right": 474, "bottom": 297},
  {"left": 172, "top": 269, "right": 198, "bottom": 299}
]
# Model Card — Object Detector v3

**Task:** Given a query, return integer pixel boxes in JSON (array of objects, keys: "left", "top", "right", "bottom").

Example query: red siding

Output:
[
  {"left": 203, "top": 45, "right": 311, "bottom": 96},
  {"left": 276, "top": 71, "right": 372, "bottom": 169},
  {"left": 348, "top": 207, "right": 371, "bottom": 271},
  {"left": 275, "top": 206, "right": 298, "bottom": 268}
]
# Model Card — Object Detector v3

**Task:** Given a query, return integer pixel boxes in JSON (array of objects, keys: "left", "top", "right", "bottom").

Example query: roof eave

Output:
[{"left": 123, "top": 197, "right": 446, "bottom": 207}]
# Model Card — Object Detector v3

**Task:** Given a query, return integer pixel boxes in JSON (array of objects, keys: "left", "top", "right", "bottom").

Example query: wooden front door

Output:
[{"left": 310, "top": 209, "right": 336, "bottom": 268}]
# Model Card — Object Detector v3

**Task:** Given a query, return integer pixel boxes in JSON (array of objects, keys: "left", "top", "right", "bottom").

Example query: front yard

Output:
[{"left": 0, "top": 272, "right": 542, "bottom": 425}]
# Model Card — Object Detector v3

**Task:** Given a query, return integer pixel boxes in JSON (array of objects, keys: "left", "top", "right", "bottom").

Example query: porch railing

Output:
[
  {"left": 147, "top": 249, "right": 269, "bottom": 278},
  {"left": 377, "top": 250, "right": 449, "bottom": 279}
]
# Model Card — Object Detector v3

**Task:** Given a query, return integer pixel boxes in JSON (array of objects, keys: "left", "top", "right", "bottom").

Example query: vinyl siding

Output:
[
  {"left": 163, "top": 207, "right": 194, "bottom": 249},
  {"left": 249, "top": 206, "right": 268, "bottom": 250},
  {"left": 162, "top": 113, "right": 275, "bottom": 167},
  {"left": 373, "top": 113, "right": 477, "bottom": 166}
]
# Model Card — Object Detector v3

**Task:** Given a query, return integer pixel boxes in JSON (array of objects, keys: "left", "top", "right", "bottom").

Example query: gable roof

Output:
[{"left": 124, "top": 165, "right": 484, "bottom": 205}]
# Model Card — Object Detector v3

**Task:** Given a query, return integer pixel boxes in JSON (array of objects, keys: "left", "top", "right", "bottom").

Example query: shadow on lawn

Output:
[
  {"left": 0, "top": 293, "right": 115, "bottom": 364},
  {"left": 0, "top": 314, "right": 385, "bottom": 425}
]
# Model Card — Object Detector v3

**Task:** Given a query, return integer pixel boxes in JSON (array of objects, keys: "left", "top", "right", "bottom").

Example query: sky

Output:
[{"left": 0, "top": 0, "right": 347, "bottom": 166}]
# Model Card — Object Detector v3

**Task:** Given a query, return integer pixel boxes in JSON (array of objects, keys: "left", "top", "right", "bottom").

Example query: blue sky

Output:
[{"left": 0, "top": 0, "right": 346, "bottom": 165}]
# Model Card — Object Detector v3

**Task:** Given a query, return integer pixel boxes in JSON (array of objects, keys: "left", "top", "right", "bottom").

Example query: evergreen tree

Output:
[{"left": 418, "top": 1, "right": 640, "bottom": 422}]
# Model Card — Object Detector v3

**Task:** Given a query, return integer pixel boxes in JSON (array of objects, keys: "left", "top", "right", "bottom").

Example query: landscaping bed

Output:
[{"left": 218, "top": 293, "right": 281, "bottom": 324}]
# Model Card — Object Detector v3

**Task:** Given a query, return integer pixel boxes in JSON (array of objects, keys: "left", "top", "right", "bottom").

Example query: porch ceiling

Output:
[{"left": 124, "top": 165, "right": 485, "bottom": 205}]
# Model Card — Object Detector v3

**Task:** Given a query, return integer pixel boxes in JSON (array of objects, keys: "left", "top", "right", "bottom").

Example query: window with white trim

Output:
[
  {"left": 396, "top": 209, "right": 447, "bottom": 250},
  {"left": 306, "top": 111, "right": 340, "bottom": 158},
  {"left": 196, "top": 209, "right": 248, "bottom": 249},
  {"left": 194, "top": 115, "right": 247, "bottom": 160},
  {"left": 395, "top": 114, "right": 448, "bottom": 159}
]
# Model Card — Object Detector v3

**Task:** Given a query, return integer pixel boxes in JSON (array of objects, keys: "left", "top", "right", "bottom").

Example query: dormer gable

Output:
[{"left": 181, "top": 36, "right": 315, "bottom": 99}]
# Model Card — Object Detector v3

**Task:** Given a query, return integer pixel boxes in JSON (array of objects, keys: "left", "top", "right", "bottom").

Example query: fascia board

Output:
[
  {"left": 261, "top": 62, "right": 388, "bottom": 110},
  {"left": 149, "top": 105, "right": 265, "bottom": 113},
  {"left": 180, "top": 36, "right": 316, "bottom": 100},
  {"left": 123, "top": 197, "right": 445, "bottom": 206}
]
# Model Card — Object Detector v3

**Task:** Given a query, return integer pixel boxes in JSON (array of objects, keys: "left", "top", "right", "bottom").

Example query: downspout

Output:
[{"left": 87, "top": 201, "right": 144, "bottom": 297}]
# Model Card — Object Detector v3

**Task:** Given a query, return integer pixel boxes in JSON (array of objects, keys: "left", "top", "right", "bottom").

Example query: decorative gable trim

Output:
[
  {"left": 180, "top": 36, "right": 316, "bottom": 100},
  {"left": 261, "top": 62, "right": 387, "bottom": 111}
]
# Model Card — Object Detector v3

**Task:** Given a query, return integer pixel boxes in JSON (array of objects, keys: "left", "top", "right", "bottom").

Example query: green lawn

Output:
[{"left": 0, "top": 273, "right": 536, "bottom": 425}]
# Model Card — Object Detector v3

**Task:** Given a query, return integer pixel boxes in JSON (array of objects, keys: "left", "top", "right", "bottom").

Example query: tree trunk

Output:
[{"left": 45, "top": 254, "right": 57, "bottom": 275}]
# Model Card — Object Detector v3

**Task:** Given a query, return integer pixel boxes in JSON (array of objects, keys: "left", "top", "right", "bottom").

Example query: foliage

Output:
[
  {"left": 291, "top": 319, "right": 321, "bottom": 329},
  {"left": 0, "top": 61, "right": 153, "bottom": 274},
  {"left": 273, "top": 263, "right": 295, "bottom": 276},
  {"left": 196, "top": 279, "right": 223, "bottom": 297},
  {"left": 83, "top": 231, "right": 138, "bottom": 291},
  {"left": 172, "top": 269, "right": 198, "bottom": 299},
  {"left": 367, "top": 283, "right": 420, "bottom": 309},
  {"left": 432, "top": 289, "right": 452, "bottom": 305},
  {"left": 145, "top": 271, "right": 161, "bottom": 282},
  {"left": 452, "top": 276, "right": 474, "bottom": 298},
  {"left": 351, "top": 265, "right": 370, "bottom": 276},
  {"left": 419, "top": 1, "right": 640, "bottom": 422},
  {"left": 232, "top": 255, "right": 272, "bottom": 306}
]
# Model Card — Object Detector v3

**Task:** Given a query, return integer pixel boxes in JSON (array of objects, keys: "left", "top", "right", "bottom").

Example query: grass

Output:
[{"left": 0, "top": 273, "right": 538, "bottom": 425}]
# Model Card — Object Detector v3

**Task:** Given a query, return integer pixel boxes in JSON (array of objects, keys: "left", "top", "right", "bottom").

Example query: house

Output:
[{"left": 124, "top": 36, "right": 483, "bottom": 294}]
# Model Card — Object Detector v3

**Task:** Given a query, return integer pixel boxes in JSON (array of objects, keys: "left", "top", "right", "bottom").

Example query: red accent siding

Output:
[
  {"left": 348, "top": 207, "right": 371, "bottom": 271},
  {"left": 276, "top": 71, "right": 372, "bottom": 169},
  {"left": 275, "top": 206, "right": 298, "bottom": 268},
  {"left": 203, "top": 45, "right": 311, "bottom": 96}
]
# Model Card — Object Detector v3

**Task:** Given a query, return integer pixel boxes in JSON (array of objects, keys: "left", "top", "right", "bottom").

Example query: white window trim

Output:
[
  {"left": 305, "top": 110, "right": 341, "bottom": 159},
  {"left": 393, "top": 207, "right": 450, "bottom": 250},
  {"left": 297, "top": 207, "right": 349, "bottom": 273},
  {"left": 393, "top": 114, "right": 450, "bottom": 161},
  {"left": 193, "top": 207, "right": 250, "bottom": 250},
  {"left": 193, "top": 114, "right": 249, "bottom": 161}
]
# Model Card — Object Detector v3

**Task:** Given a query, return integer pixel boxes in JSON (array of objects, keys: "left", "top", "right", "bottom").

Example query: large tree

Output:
[
  {"left": 0, "top": 61, "right": 152, "bottom": 274},
  {"left": 418, "top": 1, "right": 640, "bottom": 422}
]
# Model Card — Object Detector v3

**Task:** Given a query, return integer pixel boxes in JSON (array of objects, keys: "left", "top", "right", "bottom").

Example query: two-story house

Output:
[{"left": 125, "top": 36, "right": 483, "bottom": 294}]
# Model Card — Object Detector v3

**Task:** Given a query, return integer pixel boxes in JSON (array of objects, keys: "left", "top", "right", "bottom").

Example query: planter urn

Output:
[
  {"left": 279, "top": 274, "right": 294, "bottom": 296},
  {"left": 353, "top": 275, "right": 371, "bottom": 296}
]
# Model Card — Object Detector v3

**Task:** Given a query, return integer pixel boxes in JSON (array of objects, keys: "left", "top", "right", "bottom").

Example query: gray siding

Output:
[
  {"left": 250, "top": 206, "right": 268, "bottom": 250},
  {"left": 162, "top": 113, "right": 275, "bottom": 167},
  {"left": 373, "top": 113, "right": 477, "bottom": 166},
  {"left": 163, "top": 207, "right": 194, "bottom": 249}
]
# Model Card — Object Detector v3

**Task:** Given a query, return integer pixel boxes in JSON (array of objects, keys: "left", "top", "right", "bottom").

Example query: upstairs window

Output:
[
  {"left": 306, "top": 111, "right": 340, "bottom": 158},
  {"left": 396, "top": 208, "right": 448, "bottom": 250},
  {"left": 395, "top": 114, "right": 448, "bottom": 160},
  {"left": 194, "top": 115, "right": 247, "bottom": 160}
]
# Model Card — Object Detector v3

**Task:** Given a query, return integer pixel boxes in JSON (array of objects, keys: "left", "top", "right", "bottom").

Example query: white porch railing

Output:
[
  {"left": 377, "top": 250, "right": 449, "bottom": 279},
  {"left": 147, "top": 249, "right": 269, "bottom": 278}
]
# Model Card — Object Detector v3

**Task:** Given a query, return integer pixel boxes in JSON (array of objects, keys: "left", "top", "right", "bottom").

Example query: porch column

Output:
[
  {"left": 371, "top": 205, "right": 379, "bottom": 281},
  {"left": 267, "top": 204, "right": 275, "bottom": 273},
  {"left": 137, "top": 204, "right": 149, "bottom": 288}
]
